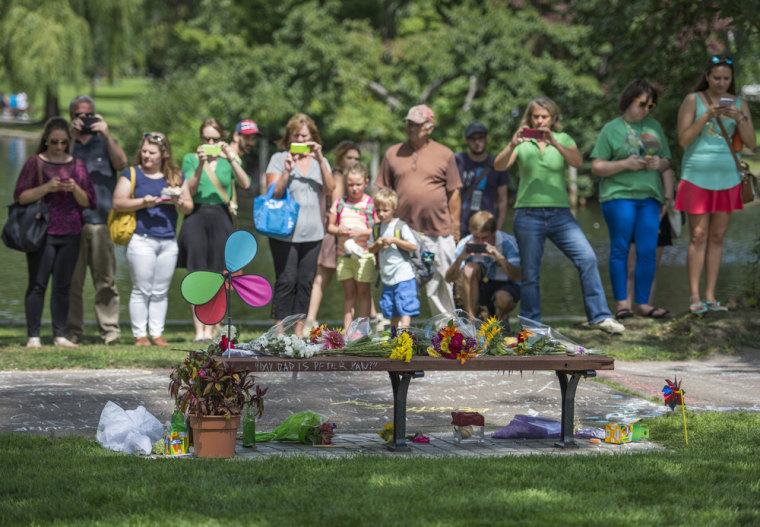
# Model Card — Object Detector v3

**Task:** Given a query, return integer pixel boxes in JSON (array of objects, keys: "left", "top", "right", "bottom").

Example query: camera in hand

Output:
[
  {"left": 465, "top": 242, "right": 486, "bottom": 254},
  {"left": 80, "top": 114, "right": 100, "bottom": 134},
  {"left": 523, "top": 128, "right": 543, "bottom": 140}
]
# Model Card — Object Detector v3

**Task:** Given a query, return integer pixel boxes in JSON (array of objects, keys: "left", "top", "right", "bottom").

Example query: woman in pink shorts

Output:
[{"left": 675, "top": 55, "right": 755, "bottom": 314}]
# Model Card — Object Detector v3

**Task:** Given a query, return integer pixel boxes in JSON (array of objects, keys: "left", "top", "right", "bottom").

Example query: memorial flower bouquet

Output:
[
  {"left": 252, "top": 333, "right": 321, "bottom": 358},
  {"left": 427, "top": 320, "right": 479, "bottom": 364}
]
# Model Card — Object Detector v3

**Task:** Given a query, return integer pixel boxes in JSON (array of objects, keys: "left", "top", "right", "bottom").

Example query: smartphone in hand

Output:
[
  {"left": 465, "top": 242, "right": 486, "bottom": 254},
  {"left": 523, "top": 128, "right": 543, "bottom": 140},
  {"left": 719, "top": 98, "right": 734, "bottom": 107},
  {"left": 202, "top": 144, "right": 222, "bottom": 156},
  {"left": 290, "top": 142, "right": 311, "bottom": 154}
]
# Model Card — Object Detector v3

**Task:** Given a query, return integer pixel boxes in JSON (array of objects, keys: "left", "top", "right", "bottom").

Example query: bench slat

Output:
[{"left": 220, "top": 354, "right": 614, "bottom": 373}]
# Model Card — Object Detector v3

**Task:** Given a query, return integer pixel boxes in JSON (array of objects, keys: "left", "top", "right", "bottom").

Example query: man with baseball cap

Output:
[
  {"left": 455, "top": 121, "right": 510, "bottom": 238},
  {"left": 229, "top": 119, "right": 262, "bottom": 193},
  {"left": 376, "top": 104, "right": 462, "bottom": 316}
]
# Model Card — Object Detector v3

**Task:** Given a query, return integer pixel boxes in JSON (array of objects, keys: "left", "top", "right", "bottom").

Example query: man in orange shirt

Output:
[{"left": 376, "top": 104, "right": 461, "bottom": 316}]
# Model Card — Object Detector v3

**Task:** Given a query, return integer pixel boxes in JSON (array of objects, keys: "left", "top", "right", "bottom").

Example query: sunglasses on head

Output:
[
  {"left": 635, "top": 98, "right": 656, "bottom": 111},
  {"left": 143, "top": 132, "right": 165, "bottom": 143},
  {"left": 48, "top": 139, "right": 69, "bottom": 145},
  {"left": 711, "top": 55, "right": 733, "bottom": 65}
]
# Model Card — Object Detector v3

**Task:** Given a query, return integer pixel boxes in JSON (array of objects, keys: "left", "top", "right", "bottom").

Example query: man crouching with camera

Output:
[
  {"left": 65, "top": 95, "right": 127, "bottom": 345},
  {"left": 445, "top": 211, "right": 521, "bottom": 331}
]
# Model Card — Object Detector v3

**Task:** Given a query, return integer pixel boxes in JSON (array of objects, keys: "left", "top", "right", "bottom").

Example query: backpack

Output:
[
  {"left": 372, "top": 219, "right": 435, "bottom": 288},
  {"left": 336, "top": 195, "right": 374, "bottom": 227}
]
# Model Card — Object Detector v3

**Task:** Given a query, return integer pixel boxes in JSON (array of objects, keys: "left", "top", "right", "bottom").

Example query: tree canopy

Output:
[{"left": 2, "top": 0, "right": 758, "bottom": 179}]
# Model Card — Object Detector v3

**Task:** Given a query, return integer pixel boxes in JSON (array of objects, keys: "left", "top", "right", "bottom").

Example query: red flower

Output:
[
  {"left": 449, "top": 333, "right": 464, "bottom": 353},
  {"left": 219, "top": 335, "right": 234, "bottom": 351}
]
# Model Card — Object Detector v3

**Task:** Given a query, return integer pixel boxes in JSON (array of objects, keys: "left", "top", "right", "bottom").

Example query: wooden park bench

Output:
[{"left": 220, "top": 354, "right": 614, "bottom": 452}]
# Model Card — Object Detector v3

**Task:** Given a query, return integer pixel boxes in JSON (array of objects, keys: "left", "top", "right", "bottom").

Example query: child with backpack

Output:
[
  {"left": 327, "top": 163, "right": 376, "bottom": 330},
  {"left": 368, "top": 188, "right": 421, "bottom": 328}
]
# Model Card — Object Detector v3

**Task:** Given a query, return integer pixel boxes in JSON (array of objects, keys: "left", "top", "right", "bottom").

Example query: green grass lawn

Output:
[{"left": 1, "top": 411, "right": 758, "bottom": 526}]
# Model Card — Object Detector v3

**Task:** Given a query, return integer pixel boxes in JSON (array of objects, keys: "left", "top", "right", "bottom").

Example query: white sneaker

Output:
[
  {"left": 26, "top": 337, "right": 41, "bottom": 348},
  {"left": 589, "top": 317, "right": 625, "bottom": 334},
  {"left": 53, "top": 336, "right": 78, "bottom": 348},
  {"left": 371, "top": 315, "right": 389, "bottom": 333}
]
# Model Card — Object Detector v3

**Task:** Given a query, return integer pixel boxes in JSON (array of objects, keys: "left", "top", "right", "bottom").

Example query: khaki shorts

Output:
[{"left": 336, "top": 254, "right": 377, "bottom": 283}]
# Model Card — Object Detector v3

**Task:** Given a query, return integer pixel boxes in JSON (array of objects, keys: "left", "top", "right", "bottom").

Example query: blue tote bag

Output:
[{"left": 253, "top": 183, "right": 300, "bottom": 238}]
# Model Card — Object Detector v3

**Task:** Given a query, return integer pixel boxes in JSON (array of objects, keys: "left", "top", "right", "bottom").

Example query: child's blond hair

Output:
[
  {"left": 344, "top": 162, "right": 369, "bottom": 183},
  {"left": 469, "top": 210, "right": 497, "bottom": 233},
  {"left": 373, "top": 188, "right": 398, "bottom": 211}
]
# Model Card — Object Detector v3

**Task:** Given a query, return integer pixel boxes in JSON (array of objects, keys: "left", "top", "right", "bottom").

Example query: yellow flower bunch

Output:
[
  {"left": 389, "top": 332, "right": 414, "bottom": 362},
  {"left": 378, "top": 423, "right": 394, "bottom": 443},
  {"left": 476, "top": 316, "right": 502, "bottom": 353}
]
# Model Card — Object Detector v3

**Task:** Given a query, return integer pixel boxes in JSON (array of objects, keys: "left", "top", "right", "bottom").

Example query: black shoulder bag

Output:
[{"left": 2, "top": 157, "right": 50, "bottom": 252}]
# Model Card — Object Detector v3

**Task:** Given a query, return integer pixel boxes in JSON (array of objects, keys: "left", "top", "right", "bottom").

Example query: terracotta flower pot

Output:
[{"left": 189, "top": 414, "right": 241, "bottom": 458}]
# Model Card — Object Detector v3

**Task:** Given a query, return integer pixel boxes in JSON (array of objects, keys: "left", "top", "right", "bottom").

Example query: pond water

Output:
[{"left": 1, "top": 134, "right": 758, "bottom": 327}]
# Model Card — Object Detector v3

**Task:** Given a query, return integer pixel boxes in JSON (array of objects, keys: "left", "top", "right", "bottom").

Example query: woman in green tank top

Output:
[{"left": 675, "top": 56, "right": 756, "bottom": 314}]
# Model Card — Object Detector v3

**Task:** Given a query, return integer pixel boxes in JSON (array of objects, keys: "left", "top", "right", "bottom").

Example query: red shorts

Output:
[{"left": 674, "top": 179, "right": 743, "bottom": 214}]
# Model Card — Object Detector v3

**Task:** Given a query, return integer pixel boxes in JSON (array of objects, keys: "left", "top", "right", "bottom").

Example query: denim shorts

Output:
[
  {"left": 479, "top": 278, "right": 520, "bottom": 304},
  {"left": 379, "top": 278, "right": 420, "bottom": 319}
]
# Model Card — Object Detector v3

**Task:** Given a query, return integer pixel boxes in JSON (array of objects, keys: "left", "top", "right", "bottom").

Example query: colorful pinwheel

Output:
[
  {"left": 663, "top": 376, "right": 689, "bottom": 444},
  {"left": 662, "top": 377, "right": 685, "bottom": 410},
  {"left": 180, "top": 230, "right": 272, "bottom": 326}
]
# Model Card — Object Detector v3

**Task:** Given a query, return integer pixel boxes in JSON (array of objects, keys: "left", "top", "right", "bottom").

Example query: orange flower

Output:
[
  {"left": 517, "top": 328, "right": 535, "bottom": 344},
  {"left": 440, "top": 324, "right": 458, "bottom": 341}
]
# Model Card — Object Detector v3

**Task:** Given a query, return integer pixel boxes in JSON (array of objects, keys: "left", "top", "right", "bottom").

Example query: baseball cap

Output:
[
  {"left": 235, "top": 119, "right": 261, "bottom": 135},
  {"left": 465, "top": 121, "right": 488, "bottom": 138},
  {"left": 403, "top": 104, "right": 435, "bottom": 124}
]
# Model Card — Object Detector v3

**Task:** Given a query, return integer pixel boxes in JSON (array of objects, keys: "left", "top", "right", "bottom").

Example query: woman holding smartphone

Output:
[
  {"left": 112, "top": 132, "right": 193, "bottom": 346},
  {"left": 675, "top": 56, "right": 755, "bottom": 314},
  {"left": 177, "top": 118, "right": 251, "bottom": 342},
  {"left": 591, "top": 79, "right": 672, "bottom": 320},
  {"left": 495, "top": 97, "right": 622, "bottom": 333},
  {"left": 13, "top": 117, "right": 96, "bottom": 347},
  {"left": 265, "top": 113, "right": 335, "bottom": 338}
]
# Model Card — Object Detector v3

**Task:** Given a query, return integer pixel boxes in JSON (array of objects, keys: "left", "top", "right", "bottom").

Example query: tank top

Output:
[{"left": 681, "top": 94, "right": 742, "bottom": 190}]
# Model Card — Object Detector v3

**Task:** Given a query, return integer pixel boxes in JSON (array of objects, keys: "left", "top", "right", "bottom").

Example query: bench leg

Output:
[
  {"left": 554, "top": 370, "right": 593, "bottom": 448},
  {"left": 387, "top": 371, "right": 424, "bottom": 452}
]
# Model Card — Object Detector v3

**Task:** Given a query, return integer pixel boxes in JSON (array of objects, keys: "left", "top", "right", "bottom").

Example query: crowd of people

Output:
[{"left": 11, "top": 55, "right": 755, "bottom": 347}]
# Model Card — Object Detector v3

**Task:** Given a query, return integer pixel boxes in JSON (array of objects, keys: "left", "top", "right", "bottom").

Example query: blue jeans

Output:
[
  {"left": 513, "top": 208, "right": 611, "bottom": 324},
  {"left": 600, "top": 198, "right": 660, "bottom": 305}
]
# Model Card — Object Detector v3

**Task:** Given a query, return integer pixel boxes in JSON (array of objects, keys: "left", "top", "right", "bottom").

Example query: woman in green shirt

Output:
[
  {"left": 591, "top": 79, "right": 672, "bottom": 320},
  {"left": 177, "top": 118, "right": 251, "bottom": 342},
  {"left": 495, "top": 96, "right": 622, "bottom": 334}
]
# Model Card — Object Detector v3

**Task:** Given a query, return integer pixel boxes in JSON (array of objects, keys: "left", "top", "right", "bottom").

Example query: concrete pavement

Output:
[{"left": 1, "top": 348, "right": 758, "bottom": 457}]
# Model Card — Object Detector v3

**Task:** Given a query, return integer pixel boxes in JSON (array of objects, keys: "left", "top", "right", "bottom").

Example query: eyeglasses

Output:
[
  {"left": 711, "top": 55, "right": 733, "bottom": 65},
  {"left": 143, "top": 132, "right": 165, "bottom": 143},
  {"left": 48, "top": 139, "right": 69, "bottom": 145},
  {"left": 201, "top": 136, "right": 219, "bottom": 144},
  {"left": 635, "top": 98, "right": 656, "bottom": 111}
]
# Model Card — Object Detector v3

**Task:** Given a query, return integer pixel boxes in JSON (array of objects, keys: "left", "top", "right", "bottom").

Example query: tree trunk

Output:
[{"left": 44, "top": 86, "right": 60, "bottom": 120}]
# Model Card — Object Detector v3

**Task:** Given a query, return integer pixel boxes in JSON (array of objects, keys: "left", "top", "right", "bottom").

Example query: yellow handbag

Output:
[{"left": 107, "top": 166, "right": 137, "bottom": 245}]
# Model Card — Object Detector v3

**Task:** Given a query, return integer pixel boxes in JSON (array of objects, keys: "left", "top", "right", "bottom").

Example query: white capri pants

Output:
[{"left": 125, "top": 234, "right": 178, "bottom": 338}]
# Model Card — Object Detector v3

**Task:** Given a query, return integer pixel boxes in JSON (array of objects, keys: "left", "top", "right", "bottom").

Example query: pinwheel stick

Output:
[
  {"left": 225, "top": 273, "right": 232, "bottom": 358},
  {"left": 678, "top": 389, "right": 688, "bottom": 445}
]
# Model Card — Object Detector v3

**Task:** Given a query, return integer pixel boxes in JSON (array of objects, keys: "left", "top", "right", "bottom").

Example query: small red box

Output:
[{"left": 451, "top": 412, "right": 484, "bottom": 427}]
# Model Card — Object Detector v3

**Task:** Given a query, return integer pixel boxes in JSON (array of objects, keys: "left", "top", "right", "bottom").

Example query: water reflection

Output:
[{"left": 1, "top": 134, "right": 758, "bottom": 326}]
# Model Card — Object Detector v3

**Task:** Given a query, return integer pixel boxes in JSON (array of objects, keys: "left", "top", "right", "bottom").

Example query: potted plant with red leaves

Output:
[{"left": 169, "top": 327, "right": 266, "bottom": 458}]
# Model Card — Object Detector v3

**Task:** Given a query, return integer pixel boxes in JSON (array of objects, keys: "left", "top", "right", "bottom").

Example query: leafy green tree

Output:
[{"left": 0, "top": 0, "right": 91, "bottom": 117}]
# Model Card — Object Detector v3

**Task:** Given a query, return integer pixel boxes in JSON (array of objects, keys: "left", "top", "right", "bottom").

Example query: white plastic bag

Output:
[{"left": 96, "top": 401, "right": 164, "bottom": 455}]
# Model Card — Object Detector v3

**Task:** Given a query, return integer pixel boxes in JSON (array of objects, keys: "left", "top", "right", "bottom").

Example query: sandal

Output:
[
  {"left": 689, "top": 301, "right": 707, "bottom": 315},
  {"left": 615, "top": 308, "right": 634, "bottom": 320},
  {"left": 642, "top": 307, "right": 669, "bottom": 319},
  {"left": 705, "top": 301, "right": 728, "bottom": 312}
]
